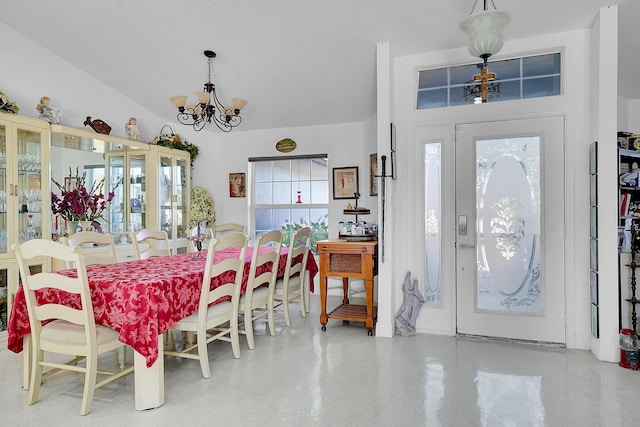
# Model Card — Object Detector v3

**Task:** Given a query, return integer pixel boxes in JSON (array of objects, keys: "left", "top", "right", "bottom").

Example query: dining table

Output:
[{"left": 7, "top": 245, "right": 318, "bottom": 411}]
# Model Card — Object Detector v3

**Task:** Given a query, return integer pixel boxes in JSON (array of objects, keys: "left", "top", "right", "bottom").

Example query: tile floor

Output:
[{"left": 1, "top": 294, "right": 639, "bottom": 427}]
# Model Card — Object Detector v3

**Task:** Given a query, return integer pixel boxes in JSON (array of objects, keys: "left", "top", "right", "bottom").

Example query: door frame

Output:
[{"left": 411, "top": 116, "right": 566, "bottom": 344}]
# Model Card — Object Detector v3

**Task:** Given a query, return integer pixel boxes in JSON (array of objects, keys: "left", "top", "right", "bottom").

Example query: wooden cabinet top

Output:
[{"left": 316, "top": 239, "right": 378, "bottom": 255}]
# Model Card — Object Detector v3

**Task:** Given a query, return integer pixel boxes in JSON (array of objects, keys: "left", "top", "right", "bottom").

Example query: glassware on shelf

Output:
[{"left": 27, "top": 214, "right": 35, "bottom": 240}]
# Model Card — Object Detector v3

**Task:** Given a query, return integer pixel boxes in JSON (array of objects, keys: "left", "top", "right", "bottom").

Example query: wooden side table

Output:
[{"left": 317, "top": 240, "right": 378, "bottom": 335}]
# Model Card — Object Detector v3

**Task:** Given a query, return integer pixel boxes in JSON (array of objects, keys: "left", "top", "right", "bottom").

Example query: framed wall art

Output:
[
  {"left": 333, "top": 166, "right": 359, "bottom": 199},
  {"left": 369, "top": 153, "right": 378, "bottom": 196},
  {"left": 229, "top": 172, "right": 246, "bottom": 198}
]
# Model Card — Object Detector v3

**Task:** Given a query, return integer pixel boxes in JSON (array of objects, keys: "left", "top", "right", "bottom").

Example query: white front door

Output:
[{"left": 455, "top": 117, "right": 565, "bottom": 343}]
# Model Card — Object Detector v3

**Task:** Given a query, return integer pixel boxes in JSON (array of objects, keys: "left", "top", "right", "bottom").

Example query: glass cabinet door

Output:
[
  {"left": 175, "top": 156, "right": 188, "bottom": 240},
  {"left": 159, "top": 155, "right": 174, "bottom": 238},
  {"left": 106, "top": 150, "right": 147, "bottom": 244},
  {"left": 0, "top": 262, "right": 8, "bottom": 334},
  {"left": 129, "top": 153, "right": 146, "bottom": 233},
  {"left": 17, "top": 127, "right": 44, "bottom": 245},
  {"left": 107, "top": 154, "right": 125, "bottom": 242},
  {"left": 158, "top": 152, "right": 189, "bottom": 247},
  {"left": 0, "top": 117, "right": 49, "bottom": 259}
]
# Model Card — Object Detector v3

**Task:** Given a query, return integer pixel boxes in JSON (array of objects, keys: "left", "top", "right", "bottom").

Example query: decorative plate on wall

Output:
[{"left": 276, "top": 138, "right": 296, "bottom": 153}]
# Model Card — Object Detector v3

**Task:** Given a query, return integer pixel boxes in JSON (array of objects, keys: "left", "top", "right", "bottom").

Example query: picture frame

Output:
[
  {"left": 229, "top": 173, "right": 246, "bottom": 198},
  {"left": 369, "top": 153, "right": 378, "bottom": 196},
  {"left": 64, "top": 176, "right": 78, "bottom": 192},
  {"left": 333, "top": 166, "right": 359, "bottom": 199}
]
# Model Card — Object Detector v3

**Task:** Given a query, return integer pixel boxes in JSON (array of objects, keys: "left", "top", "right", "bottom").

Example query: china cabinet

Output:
[
  {"left": 0, "top": 115, "right": 50, "bottom": 341},
  {"left": 1, "top": 121, "right": 191, "bottom": 344},
  {"left": 50, "top": 124, "right": 190, "bottom": 254}
]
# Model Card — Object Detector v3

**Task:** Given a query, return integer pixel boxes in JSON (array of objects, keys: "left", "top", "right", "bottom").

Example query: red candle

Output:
[{"left": 55, "top": 215, "right": 58, "bottom": 231}]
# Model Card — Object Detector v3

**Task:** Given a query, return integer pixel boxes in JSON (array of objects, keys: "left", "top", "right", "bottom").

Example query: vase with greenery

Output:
[{"left": 188, "top": 186, "right": 215, "bottom": 253}]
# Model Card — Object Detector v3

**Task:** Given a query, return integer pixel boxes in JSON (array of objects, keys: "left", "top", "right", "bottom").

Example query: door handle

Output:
[{"left": 459, "top": 243, "right": 476, "bottom": 249}]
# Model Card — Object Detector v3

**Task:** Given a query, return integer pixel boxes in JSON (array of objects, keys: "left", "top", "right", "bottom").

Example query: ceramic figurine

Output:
[
  {"left": 126, "top": 117, "right": 140, "bottom": 140},
  {"left": 36, "top": 96, "right": 62, "bottom": 124},
  {"left": 84, "top": 116, "right": 112, "bottom": 135}
]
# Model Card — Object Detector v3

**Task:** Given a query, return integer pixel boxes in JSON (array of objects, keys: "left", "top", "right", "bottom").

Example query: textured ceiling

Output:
[{"left": 0, "top": 0, "right": 636, "bottom": 132}]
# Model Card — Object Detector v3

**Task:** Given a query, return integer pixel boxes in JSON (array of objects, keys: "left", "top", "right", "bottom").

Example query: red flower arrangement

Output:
[{"left": 51, "top": 167, "right": 121, "bottom": 222}]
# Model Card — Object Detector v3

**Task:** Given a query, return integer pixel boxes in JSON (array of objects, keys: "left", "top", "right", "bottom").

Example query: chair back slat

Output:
[
  {"left": 61, "top": 231, "right": 117, "bottom": 268},
  {"left": 130, "top": 229, "right": 171, "bottom": 259}
]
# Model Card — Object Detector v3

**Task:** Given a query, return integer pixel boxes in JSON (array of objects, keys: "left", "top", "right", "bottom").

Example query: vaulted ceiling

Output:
[{"left": 1, "top": 0, "right": 637, "bottom": 132}]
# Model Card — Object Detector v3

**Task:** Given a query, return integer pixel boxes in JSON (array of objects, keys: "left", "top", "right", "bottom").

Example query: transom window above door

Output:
[{"left": 417, "top": 52, "right": 561, "bottom": 109}]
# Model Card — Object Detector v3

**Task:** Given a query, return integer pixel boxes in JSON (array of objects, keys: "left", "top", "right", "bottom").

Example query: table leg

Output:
[
  {"left": 303, "top": 270, "right": 310, "bottom": 313},
  {"left": 320, "top": 274, "right": 328, "bottom": 330},
  {"left": 134, "top": 334, "right": 165, "bottom": 410},
  {"left": 365, "top": 278, "right": 374, "bottom": 335},
  {"left": 342, "top": 277, "right": 349, "bottom": 304}
]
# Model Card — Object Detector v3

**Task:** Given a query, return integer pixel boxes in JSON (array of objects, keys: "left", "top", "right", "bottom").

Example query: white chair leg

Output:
[
  {"left": 245, "top": 311, "right": 256, "bottom": 350},
  {"left": 117, "top": 347, "right": 126, "bottom": 369},
  {"left": 196, "top": 330, "right": 211, "bottom": 379},
  {"left": 230, "top": 323, "right": 241, "bottom": 359},
  {"left": 283, "top": 297, "right": 292, "bottom": 327},
  {"left": 80, "top": 356, "right": 97, "bottom": 416},
  {"left": 299, "top": 280, "right": 307, "bottom": 318},
  {"left": 268, "top": 301, "right": 276, "bottom": 336},
  {"left": 27, "top": 349, "right": 44, "bottom": 406}
]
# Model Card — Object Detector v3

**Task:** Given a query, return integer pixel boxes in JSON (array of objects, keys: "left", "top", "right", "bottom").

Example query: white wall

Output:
[
  {"left": 590, "top": 6, "right": 620, "bottom": 362},
  {"left": 0, "top": 22, "right": 167, "bottom": 142},
  {"left": 627, "top": 99, "right": 640, "bottom": 131},
  {"left": 190, "top": 121, "right": 377, "bottom": 239}
]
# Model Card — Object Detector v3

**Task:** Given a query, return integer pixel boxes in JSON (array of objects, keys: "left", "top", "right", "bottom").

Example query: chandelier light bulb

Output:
[{"left": 170, "top": 96, "right": 187, "bottom": 109}]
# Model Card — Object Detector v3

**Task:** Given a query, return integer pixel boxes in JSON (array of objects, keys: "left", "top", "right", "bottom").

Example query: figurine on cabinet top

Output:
[
  {"left": 84, "top": 116, "right": 111, "bottom": 135},
  {"left": 36, "top": 96, "right": 62, "bottom": 124},
  {"left": 126, "top": 117, "right": 140, "bottom": 140}
]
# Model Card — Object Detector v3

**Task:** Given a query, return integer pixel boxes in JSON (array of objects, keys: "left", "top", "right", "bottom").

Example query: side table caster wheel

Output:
[
  {"left": 368, "top": 330, "right": 373, "bottom": 336},
  {"left": 322, "top": 326, "right": 326, "bottom": 332}
]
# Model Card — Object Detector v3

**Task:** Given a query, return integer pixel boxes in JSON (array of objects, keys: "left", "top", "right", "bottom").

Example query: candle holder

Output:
[{"left": 187, "top": 227, "right": 212, "bottom": 260}]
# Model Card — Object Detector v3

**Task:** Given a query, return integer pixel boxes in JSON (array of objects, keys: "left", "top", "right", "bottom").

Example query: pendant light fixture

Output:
[
  {"left": 170, "top": 50, "right": 246, "bottom": 132},
  {"left": 460, "top": 0, "right": 510, "bottom": 66},
  {"left": 460, "top": 0, "right": 510, "bottom": 104}
]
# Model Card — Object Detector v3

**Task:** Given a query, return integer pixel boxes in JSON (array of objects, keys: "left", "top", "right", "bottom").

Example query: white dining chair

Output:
[
  {"left": 61, "top": 231, "right": 126, "bottom": 368},
  {"left": 164, "top": 233, "right": 249, "bottom": 378},
  {"left": 273, "top": 227, "right": 312, "bottom": 326},
  {"left": 13, "top": 239, "right": 133, "bottom": 416},
  {"left": 213, "top": 223, "right": 245, "bottom": 238},
  {"left": 238, "top": 230, "right": 283, "bottom": 349},
  {"left": 130, "top": 229, "right": 170, "bottom": 259},
  {"left": 61, "top": 230, "right": 117, "bottom": 268}
]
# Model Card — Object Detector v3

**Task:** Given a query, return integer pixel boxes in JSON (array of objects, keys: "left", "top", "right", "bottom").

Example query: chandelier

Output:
[
  {"left": 170, "top": 50, "right": 246, "bottom": 132},
  {"left": 460, "top": 0, "right": 510, "bottom": 104}
]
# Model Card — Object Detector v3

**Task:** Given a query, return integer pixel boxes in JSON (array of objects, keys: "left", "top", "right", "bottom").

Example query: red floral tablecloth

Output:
[{"left": 7, "top": 247, "right": 318, "bottom": 367}]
